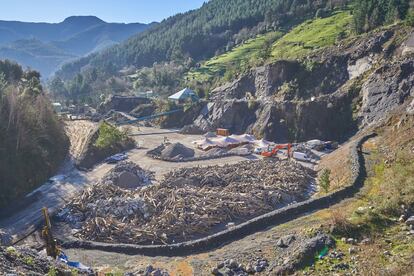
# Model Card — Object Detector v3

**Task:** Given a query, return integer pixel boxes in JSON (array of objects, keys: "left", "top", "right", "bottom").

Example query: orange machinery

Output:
[{"left": 261, "top": 143, "right": 292, "bottom": 158}]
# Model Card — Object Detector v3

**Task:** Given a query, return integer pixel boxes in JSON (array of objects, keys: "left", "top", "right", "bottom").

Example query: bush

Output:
[
  {"left": 94, "top": 122, "right": 129, "bottom": 150},
  {"left": 319, "top": 169, "right": 331, "bottom": 193},
  {"left": 329, "top": 209, "right": 357, "bottom": 236},
  {"left": 405, "top": 11, "right": 414, "bottom": 26}
]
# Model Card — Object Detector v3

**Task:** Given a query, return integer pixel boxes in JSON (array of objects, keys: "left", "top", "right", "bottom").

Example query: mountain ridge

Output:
[{"left": 0, "top": 16, "right": 155, "bottom": 77}]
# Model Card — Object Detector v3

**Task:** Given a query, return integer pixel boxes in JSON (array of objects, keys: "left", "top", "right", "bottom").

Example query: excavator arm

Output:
[{"left": 41, "top": 207, "right": 60, "bottom": 259}]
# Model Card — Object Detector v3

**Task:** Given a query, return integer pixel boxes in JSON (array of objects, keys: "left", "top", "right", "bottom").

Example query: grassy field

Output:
[
  {"left": 271, "top": 11, "right": 352, "bottom": 60},
  {"left": 187, "top": 31, "right": 283, "bottom": 83}
]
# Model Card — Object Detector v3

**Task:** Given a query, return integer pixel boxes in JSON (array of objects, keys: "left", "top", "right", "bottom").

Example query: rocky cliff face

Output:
[
  {"left": 359, "top": 57, "right": 414, "bottom": 127},
  {"left": 188, "top": 26, "right": 413, "bottom": 142}
]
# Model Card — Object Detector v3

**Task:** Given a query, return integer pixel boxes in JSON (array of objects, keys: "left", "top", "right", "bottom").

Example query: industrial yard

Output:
[
  {"left": 0, "top": 112, "right": 341, "bottom": 275},
  {"left": 1, "top": 0, "right": 413, "bottom": 274},
  {"left": 51, "top": 120, "right": 331, "bottom": 247},
  {"left": 1, "top": 118, "right": 328, "bottom": 242}
]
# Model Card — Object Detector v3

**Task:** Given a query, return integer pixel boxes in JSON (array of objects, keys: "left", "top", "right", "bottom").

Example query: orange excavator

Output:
[{"left": 261, "top": 143, "right": 292, "bottom": 158}]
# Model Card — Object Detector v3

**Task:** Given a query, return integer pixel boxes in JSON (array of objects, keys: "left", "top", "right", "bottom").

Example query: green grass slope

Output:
[
  {"left": 187, "top": 31, "right": 283, "bottom": 83},
  {"left": 187, "top": 11, "right": 352, "bottom": 87},
  {"left": 271, "top": 11, "right": 352, "bottom": 60}
]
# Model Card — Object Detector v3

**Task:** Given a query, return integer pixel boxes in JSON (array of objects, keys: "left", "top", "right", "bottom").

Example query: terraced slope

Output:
[
  {"left": 188, "top": 11, "right": 352, "bottom": 86},
  {"left": 271, "top": 11, "right": 352, "bottom": 60},
  {"left": 187, "top": 32, "right": 283, "bottom": 83}
]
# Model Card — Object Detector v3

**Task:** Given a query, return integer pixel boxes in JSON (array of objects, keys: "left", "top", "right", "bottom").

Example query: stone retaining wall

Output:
[{"left": 61, "top": 133, "right": 376, "bottom": 256}]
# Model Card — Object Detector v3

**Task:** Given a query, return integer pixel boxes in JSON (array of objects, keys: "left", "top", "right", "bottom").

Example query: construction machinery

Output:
[
  {"left": 41, "top": 207, "right": 60, "bottom": 258},
  {"left": 261, "top": 144, "right": 292, "bottom": 158}
]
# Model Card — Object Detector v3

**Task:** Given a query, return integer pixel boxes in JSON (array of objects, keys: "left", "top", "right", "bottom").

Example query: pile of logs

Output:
[{"left": 62, "top": 159, "right": 315, "bottom": 245}]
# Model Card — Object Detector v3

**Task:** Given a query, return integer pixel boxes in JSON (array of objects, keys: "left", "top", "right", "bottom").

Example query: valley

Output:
[{"left": 0, "top": 0, "right": 413, "bottom": 275}]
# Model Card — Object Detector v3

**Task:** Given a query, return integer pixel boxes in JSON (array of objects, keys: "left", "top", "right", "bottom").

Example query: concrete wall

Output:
[{"left": 61, "top": 133, "right": 376, "bottom": 256}]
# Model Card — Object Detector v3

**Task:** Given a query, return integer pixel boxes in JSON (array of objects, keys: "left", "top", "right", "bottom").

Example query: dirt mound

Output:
[
  {"left": 147, "top": 143, "right": 251, "bottom": 162},
  {"left": 76, "top": 122, "right": 135, "bottom": 169},
  {"left": 102, "top": 161, "right": 153, "bottom": 189},
  {"left": 62, "top": 159, "right": 315, "bottom": 245},
  {"left": 65, "top": 120, "right": 98, "bottom": 160},
  {"left": 160, "top": 143, "right": 195, "bottom": 159}
]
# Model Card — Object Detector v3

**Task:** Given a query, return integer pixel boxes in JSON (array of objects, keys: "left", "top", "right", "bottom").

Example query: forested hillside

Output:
[
  {"left": 353, "top": 0, "right": 411, "bottom": 33},
  {"left": 51, "top": 0, "right": 412, "bottom": 103},
  {"left": 0, "top": 60, "right": 68, "bottom": 209},
  {"left": 52, "top": 0, "right": 349, "bottom": 101}
]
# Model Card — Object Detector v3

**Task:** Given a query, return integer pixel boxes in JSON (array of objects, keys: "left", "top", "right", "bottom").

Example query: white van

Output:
[{"left": 293, "top": 152, "right": 312, "bottom": 162}]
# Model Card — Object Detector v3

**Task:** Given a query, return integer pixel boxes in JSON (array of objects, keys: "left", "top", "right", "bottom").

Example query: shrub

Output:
[
  {"left": 329, "top": 209, "right": 356, "bottom": 236},
  {"left": 405, "top": 11, "right": 414, "bottom": 26},
  {"left": 319, "top": 169, "right": 331, "bottom": 193},
  {"left": 6, "top": 246, "right": 18, "bottom": 256},
  {"left": 94, "top": 122, "right": 129, "bottom": 150},
  {"left": 23, "top": 256, "right": 34, "bottom": 266},
  {"left": 47, "top": 267, "right": 57, "bottom": 276}
]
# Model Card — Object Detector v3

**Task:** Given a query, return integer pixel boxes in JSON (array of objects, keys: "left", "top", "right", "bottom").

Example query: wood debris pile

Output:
[{"left": 62, "top": 159, "right": 314, "bottom": 245}]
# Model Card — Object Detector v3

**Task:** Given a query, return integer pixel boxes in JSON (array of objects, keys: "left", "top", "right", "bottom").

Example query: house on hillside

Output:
[{"left": 168, "top": 88, "right": 199, "bottom": 103}]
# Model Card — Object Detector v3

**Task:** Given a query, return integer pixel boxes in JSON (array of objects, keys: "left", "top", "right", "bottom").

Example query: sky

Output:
[{"left": 0, "top": 0, "right": 207, "bottom": 24}]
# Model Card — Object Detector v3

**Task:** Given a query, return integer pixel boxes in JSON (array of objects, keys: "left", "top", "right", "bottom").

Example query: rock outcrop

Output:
[
  {"left": 99, "top": 95, "right": 152, "bottom": 113},
  {"left": 211, "top": 56, "right": 349, "bottom": 102},
  {"left": 130, "top": 103, "right": 157, "bottom": 118},
  {"left": 157, "top": 102, "right": 204, "bottom": 129},
  {"left": 359, "top": 57, "right": 414, "bottom": 127},
  {"left": 193, "top": 101, "right": 256, "bottom": 134},
  {"left": 187, "top": 26, "right": 413, "bottom": 143}
]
